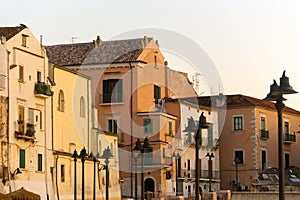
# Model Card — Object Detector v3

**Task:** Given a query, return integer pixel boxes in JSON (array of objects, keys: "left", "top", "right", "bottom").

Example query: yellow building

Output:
[{"left": 50, "top": 65, "right": 121, "bottom": 200}]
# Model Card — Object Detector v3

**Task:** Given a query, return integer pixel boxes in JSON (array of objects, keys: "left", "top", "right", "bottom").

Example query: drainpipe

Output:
[
  {"left": 6, "top": 50, "right": 11, "bottom": 193},
  {"left": 87, "top": 79, "right": 90, "bottom": 152},
  {"left": 129, "top": 61, "right": 133, "bottom": 198},
  {"left": 55, "top": 155, "right": 60, "bottom": 200}
]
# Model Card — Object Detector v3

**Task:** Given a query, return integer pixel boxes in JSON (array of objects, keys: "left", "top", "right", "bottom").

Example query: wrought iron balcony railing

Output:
[
  {"left": 284, "top": 133, "right": 296, "bottom": 143},
  {"left": 34, "top": 82, "right": 53, "bottom": 98},
  {"left": 260, "top": 130, "right": 269, "bottom": 140}
]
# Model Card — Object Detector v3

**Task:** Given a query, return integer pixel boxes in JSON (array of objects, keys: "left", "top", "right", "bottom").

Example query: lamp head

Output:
[
  {"left": 276, "top": 71, "right": 298, "bottom": 95},
  {"left": 133, "top": 139, "right": 142, "bottom": 151},
  {"left": 143, "top": 137, "right": 152, "bottom": 150},
  {"left": 199, "top": 112, "right": 210, "bottom": 129},
  {"left": 101, "top": 146, "right": 113, "bottom": 159}
]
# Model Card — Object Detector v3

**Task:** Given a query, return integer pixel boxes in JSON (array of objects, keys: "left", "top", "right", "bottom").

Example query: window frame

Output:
[
  {"left": 233, "top": 115, "right": 243, "bottom": 131},
  {"left": 234, "top": 149, "right": 244, "bottom": 165},
  {"left": 19, "top": 149, "right": 26, "bottom": 169},
  {"left": 107, "top": 118, "right": 118, "bottom": 134},
  {"left": 19, "top": 65, "right": 24, "bottom": 83},
  {"left": 38, "top": 154, "right": 43, "bottom": 171},
  {"left": 102, "top": 79, "right": 123, "bottom": 103},
  {"left": 144, "top": 119, "right": 153, "bottom": 134},
  {"left": 58, "top": 90, "right": 65, "bottom": 112}
]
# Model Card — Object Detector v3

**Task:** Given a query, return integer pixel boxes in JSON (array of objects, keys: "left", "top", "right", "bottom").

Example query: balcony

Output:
[
  {"left": 260, "top": 130, "right": 269, "bottom": 140},
  {"left": 284, "top": 133, "right": 296, "bottom": 143},
  {"left": 34, "top": 82, "right": 53, "bottom": 98},
  {"left": 15, "top": 123, "right": 35, "bottom": 141},
  {"left": 178, "top": 169, "right": 220, "bottom": 180}
]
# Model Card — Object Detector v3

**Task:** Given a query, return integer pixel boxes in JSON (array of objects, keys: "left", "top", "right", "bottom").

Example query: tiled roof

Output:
[
  {"left": 0, "top": 24, "right": 27, "bottom": 40},
  {"left": 178, "top": 94, "right": 300, "bottom": 115},
  {"left": 46, "top": 38, "right": 147, "bottom": 66}
]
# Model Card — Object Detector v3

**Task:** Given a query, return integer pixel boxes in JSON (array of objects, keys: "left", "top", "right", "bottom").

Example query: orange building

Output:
[
  {"left": 46, "top": 36, "right": 197, "bottom": 198},
  {"left": 217, "top": 94, "right": 300, "bottom": 191}
]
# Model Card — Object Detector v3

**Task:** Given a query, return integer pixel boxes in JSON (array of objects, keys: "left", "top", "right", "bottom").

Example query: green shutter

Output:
[
  {"left": 38, "top": 154, "right": 42, "bottom": 171},
  {"left": 103, "top": 80, "right": 109, "bottom": 103},
  {"left": 262, "top": 151, "right": 266, "bottom": 170},
  {"left": 117, "top": 79, "right": 122, "bottom": 102},
  {"left": 20, "top": 149, "right": 25, "bottom": 168},
  {"left": 144, "top": 119, "right": 152, "bottom": 134},
  {"left": 208, "top": 125, "right": 213, "bottom": 147},
  {"left": 168, "top": 121, "right": 172, "bottom": 135}
]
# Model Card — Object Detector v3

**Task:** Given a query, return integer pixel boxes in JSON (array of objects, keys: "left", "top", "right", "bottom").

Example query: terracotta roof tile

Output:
[
  {"left": 46, "top": 38, "right": 147, "bottom": 66},
  {"left": 0, "top": 24, "right": 27, "bottom": 40}
]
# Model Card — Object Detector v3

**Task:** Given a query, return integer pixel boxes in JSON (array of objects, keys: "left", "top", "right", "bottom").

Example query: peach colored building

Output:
[
  {"left": 217, "top": 94, "right": 300, "bottom": 191},
  {"left": 46, "top": 36, "right": 197, "bottom": 198}
]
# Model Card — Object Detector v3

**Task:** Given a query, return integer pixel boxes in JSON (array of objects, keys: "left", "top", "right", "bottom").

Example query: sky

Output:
[{"left": 2, "top": 0, "right": 300, "bottom": 110}]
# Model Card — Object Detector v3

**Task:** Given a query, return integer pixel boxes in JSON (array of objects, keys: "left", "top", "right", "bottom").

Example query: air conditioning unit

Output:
[
  {"left": 231, "top": 179, "right": 238, "bottom": 185},
  {"left": 245, "top": 186, "right": 250, "bottom": 191}
]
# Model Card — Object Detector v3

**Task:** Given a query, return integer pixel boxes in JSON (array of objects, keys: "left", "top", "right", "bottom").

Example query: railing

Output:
[
  {"left": 34, "top": 82, "right": 53, "bottom": 97},
  {"left": 260, "top": 130, "right": 269, "bottom": 140},
  {"left": 15, "top": 123, "right": 35, "bottom": 141},
  {"left": 99, "top": 93, "right": 122, "bottom": 104},
  {"left": 284, "top": 133, "right": 296, "bottom": 143},
  {"left": 178, "top": 169, "right": 220, "bottom": 179}
]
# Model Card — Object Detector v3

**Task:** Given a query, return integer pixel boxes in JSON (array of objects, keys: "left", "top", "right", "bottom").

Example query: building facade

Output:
[{"left": 219, "top": 94, "right": 300, "bottom": 191}]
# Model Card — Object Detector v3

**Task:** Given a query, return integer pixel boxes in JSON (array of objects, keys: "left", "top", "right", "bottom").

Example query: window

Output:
[
  {"left": 58, "top": 90, "right": 65, "bottom": 112},
  {"left": 187, "top": 159, "right": 191, "bottom": 171},
  {"left": 285, "top": 153, "right": 290, "bottom": 168},
  {"left": 17, "top": 106, "right": 25, "bottom": 133},
  {"left": 166, "top": 171, "right": 171, "bottom": 180},
  {"left": 177, "top": 157, "right": 181, "bottom": 177},
  {"left": 154, "top": 55, "right": 157, "bottom": 67},
  {"left": 80, "top": 96, "right": 85, "bottom": 117},
  {"left": 284, "top": 121, "right": 289, "bottom": 135},
  {"left": 261, "top": 117, "right": 266, "bottom": 130},
  {"left": 261, "top": 150, "right": 266, "bottom": 171},
  {"left": 103, "top": 79, "right": 122, "bottom": 103},
  {"left": 233, "top": 116, "right": 243, "bottom": 131},
  {"left": 19, "top": 149, "right": 25, "bottom": 168},
  {"left": 19, "top": 65, "right": 24, "bottom": 83},
  {"left": 108, "top": 119, "right": 118, "bottom": 134},
  {"left": 144, "top": 148, "right": 153, "bottom": 165},
  {"left": 38, "top": 154, "right": 42, "bottom": 171},
  {"left": 234, "top": 150, "right": 244, "bottom": 165},
  {"left": 37, "top": 71, "right": 41, "bottom": 83},
  {"left": 154, "top": 85, "right": 161, "bottom": 100},
  {"left": 61, "top": 165, "right": 65, "bottom": 182},
  {"left": 21, "top": 34, "right": 28, "bottom": 47},
  {"left": 144, "top": 119, "right": 153, "bottom": 134},
  {"left": 168, "top": 121, "right": 173, "bottom": 135}
]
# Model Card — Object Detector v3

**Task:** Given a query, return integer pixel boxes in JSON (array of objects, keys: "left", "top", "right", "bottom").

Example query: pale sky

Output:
[{"left": 2, "top": 0, "right": 300, "bottom": 110}]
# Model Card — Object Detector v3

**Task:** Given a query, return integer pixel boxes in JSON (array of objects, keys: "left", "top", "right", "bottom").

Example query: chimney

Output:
[
  {"left": 156, "top": 40, "right": 159, "bottom": 48},
  {"left": 144, "top": 36, "right": 149, "bottom": 46},
  {"left": 141, "top": 39, "right": 145, "bottom": 49},
  {"left": 93, "top": 40, "right": 97, "bottom": 48},
  {"left": 96, "top": 35, "right": 103, "bottom": 46},
  {"left": 164, "top": 61, "right": 169, "bottom": 98},
  {"left": 0, "top": 36, "right": 6, "bottom": 44}
]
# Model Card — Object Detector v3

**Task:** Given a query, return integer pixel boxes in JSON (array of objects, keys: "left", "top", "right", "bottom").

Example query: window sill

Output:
[{"left": 99, "top": 102, "right": 124, "bottom": 106}]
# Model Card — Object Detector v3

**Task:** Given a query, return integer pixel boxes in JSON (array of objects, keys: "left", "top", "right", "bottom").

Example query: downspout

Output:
[
  {"left": 42, "top": 40, "right": 49, "bottom": 199},
  {"left": 129, "top": 61, "right": 133, "bottom": 197},
  {"left": 55, "top": 155, "right": 60, "bottom": 200},
  {"left": 87, "top": 78, "right": 90, "bottom": 152},
  {"left": 164, "top": 61, "right": 168, "bottom": 98},
  {"left": 6, "top": 50, "right": 11, "bottom": 193}
]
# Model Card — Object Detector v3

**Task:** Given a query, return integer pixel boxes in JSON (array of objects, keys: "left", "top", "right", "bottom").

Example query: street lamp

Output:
[
  {"left": 133, "top": 137, "right": 153, "bottom": 200},
  {"left": 234, "top": 157, "right": 240, "bottom": 191},
  {"left": 206, "top": 152, "right": 214, "bottom": 192},
  {"left": 79, "top": 147, "right": 88, "bottom": 200},
  {"left": 183, "top": 112, "right": 210, "bottom": 200},
  {"left": 131, "top": 153, "right": 138, "bottom": 200},
  {"left": 172, "top": 152, "right": 180, "bottom": 196},
  {"left": 264, "top": 71, "right": 297, "bottom": 200},
  {"left": 72, "top": 150, "right": 79, "bottom": 200},
  {"left": 101, "top": 146, "right": 113, "bottom": 200}
]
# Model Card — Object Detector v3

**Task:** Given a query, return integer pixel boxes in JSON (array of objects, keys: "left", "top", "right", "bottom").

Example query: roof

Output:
[
  {"left": 46, "top": 38, "right": 149, "bottom": 66},
  {"left": 9, "top": 187, "right": 41, "bottom": 200},
  {"left": 0, "top": 24, "right": 27, "bottom": 40},
  {"left": 175, "top": 94, "right": 300, "bottom": 115}
]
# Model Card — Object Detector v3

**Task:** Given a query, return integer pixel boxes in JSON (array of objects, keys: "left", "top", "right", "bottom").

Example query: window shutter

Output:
[
  {"left": 20, "top": 149, "right": 25, "bottom": 168},
  {"left": 38, "top": 154, "right": 42, "bottom": 171}
]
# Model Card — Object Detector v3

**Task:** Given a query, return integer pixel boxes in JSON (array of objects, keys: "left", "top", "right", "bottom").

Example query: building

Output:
[
  {"left": 0, "top": 24, "right": 54, "bottom": 199},
  {"left": 46, "top": 35, "right": 197, "bottom": 198},
  {"left": 166, "top": 97, "right": 220, "bottom": 198},
  {"left": 49, "top": 64, "right": 121, "bottom": 199},
  {"left": 218, "top": 94, "right": 300, "bottom": 191}
]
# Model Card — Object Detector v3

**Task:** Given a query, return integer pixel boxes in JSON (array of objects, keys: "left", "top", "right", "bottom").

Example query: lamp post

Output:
[
  {"left": 101, "top": 146, "right": 113, "bottom": 200},
  {"left": 234, "top": 157, "right": 240, "bottom": 191},
  {"left": 72, "top": 150, "right": 78, "bottom": 200},
  {"left": 206, "top": 152, "right": 214, "bottom": 192},
  {"left": 172, "top": 152, "right": 180, "bottom": 196},
  {"left": 79, "top": 147, "right": 88, "bottom": 200},
  {"left": 264, "top": 71, "right": 297, "bottom": 200},
  {"left": 131, "top": 153, "right": 138, "bottom": 200},
  {"left": 183, "top": 112, "right": 210, "bottom": 200},
  {"left": 133, "top": 137, "right": 153, "bottom": 200}
]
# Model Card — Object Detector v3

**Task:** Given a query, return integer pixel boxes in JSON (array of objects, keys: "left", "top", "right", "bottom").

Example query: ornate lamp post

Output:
[
  {"left": 234, "top": 157, "right": 240, "bottom": 191},
  {"left": 133, "top": 137, "right": 153, "bottom": 200},
  {"left": 172, "top": 152, "right": 180, "bottom": 196},
  {"left": 72, "top": 150, "right": 78, "bottom": 200},
  {"left": 206, "top": 152, "right": 214, "bottom": 192},
  {"left": 101, "top": 146, "right": 113, "bottom": 200},
  {"left": 79, "top": 147, "right": 88, "bottom": 200},
  {"left": 264, "top": 71, "right": 297, "bottom": 200},
  {"left": 184, "top": 112, "right": 210, "bottom": 200}
]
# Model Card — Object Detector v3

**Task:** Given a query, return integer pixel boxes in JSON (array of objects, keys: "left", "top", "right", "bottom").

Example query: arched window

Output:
[
  {"left": 58, "top": 90, "right": 65, "bottom": 112},
  {"left": 80, "top": 96, "right": 85, "bottom": 117}
]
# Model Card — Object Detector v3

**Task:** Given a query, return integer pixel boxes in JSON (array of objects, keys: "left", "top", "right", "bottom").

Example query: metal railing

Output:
[
  {"left": 284, "top": 133, "right": 296, "bottom": 143},
  {"left": 260, "top": 130, "right": 269, "bottom": 139}
]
